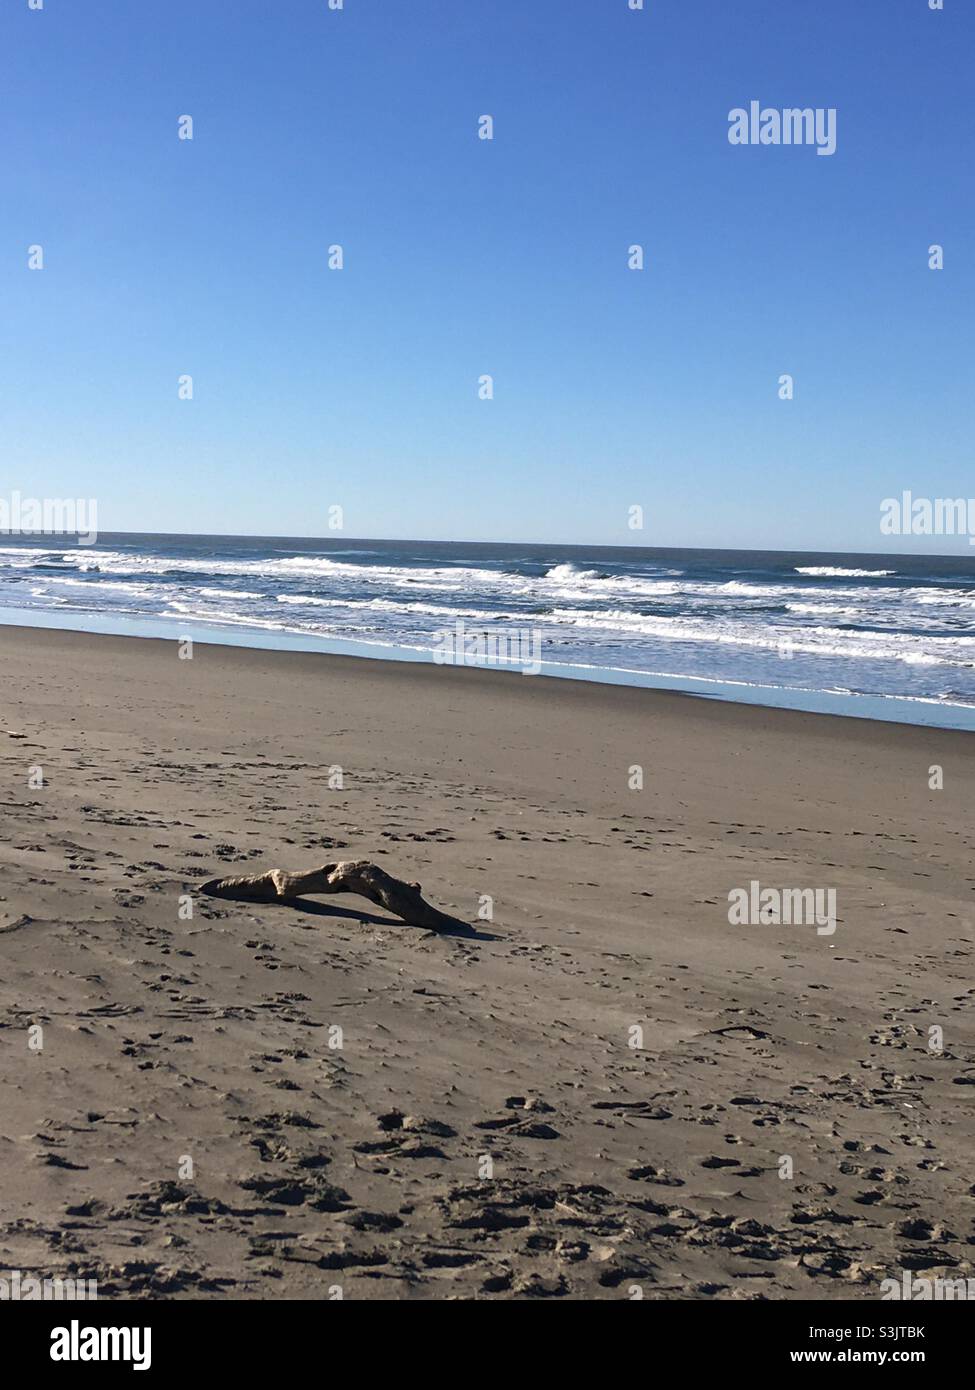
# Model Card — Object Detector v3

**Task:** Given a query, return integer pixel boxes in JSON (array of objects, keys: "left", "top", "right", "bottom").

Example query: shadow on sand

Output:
[{"left": 200, "top": 885, "right": 500, "bottom": 940}]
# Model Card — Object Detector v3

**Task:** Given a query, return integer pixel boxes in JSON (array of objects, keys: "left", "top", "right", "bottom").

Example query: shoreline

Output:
[{"left": 2, "top": 609, "right": 974, "bottom": 734}]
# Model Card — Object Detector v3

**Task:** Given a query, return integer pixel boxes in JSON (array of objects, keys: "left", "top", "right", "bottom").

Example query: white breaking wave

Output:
[
  {"left": 19, "top": 547, "right": 516, "bottom": 591},
  {"left": 786, "top": 602, "right": 862, "bottom": 617},
  {"left": 544, "top": 562, "right": 601, "bottom": 582},
  {"left": 163, "top": 601, "right": 291, "bottom": 631},
  {"left": 275, "top": 593, "right": 507, "bottom": 621},
  {"left": 198, "top": 586, "right": 264, "bottom": 600},
  {"left": 46, "top": 576, "right": 156, "bottom": 596},
  {"left": 548, "top": 607, "right": 975, "bottom": 666},
  {"left": 795, "top": 566, "right": 896, "bottom": 577},
  {"left": 904, "top": 587, "right": 975, "bottom": 609}
]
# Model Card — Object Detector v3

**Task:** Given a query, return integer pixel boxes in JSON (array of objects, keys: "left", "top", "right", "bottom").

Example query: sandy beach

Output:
[{"left": 1, "top": 624, "right": 972, "bottom": 1301}]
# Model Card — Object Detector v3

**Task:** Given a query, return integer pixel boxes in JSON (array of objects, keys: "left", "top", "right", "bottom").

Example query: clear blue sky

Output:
[{"left": 2, "top": 0, "right": 971, "bottom": 550}]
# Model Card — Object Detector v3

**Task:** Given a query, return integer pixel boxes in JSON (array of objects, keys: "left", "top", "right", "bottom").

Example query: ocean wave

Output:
[
  {"left": 544, "top": 562, "right": 602, "bottom": 581},
  {"left": 162, "top": 602, "right": 292, "bottom": 631},
  {"left": 795, "top": 566, "right": 897, "bottom": 577},
  {"left": 198, "top": 586, "right": 264, "bottom": 600},
  {"left": 2, "top": 547, "right": 515, "bottom": 589},
  {"left": 548, "top": 607, "right": 975, "bottom": 666},
  {"left": 46, "top": 576, "right": 157, "bottom": 596},
  {"left": 903, "top": 586, "right": 975, "bottom": 608},
  {"left": 786, "top": 602, "right": 862, "bottom": 617},
  {"left": 275, "top": 593, "right": 504, "bottom": 621},
  {"left": 156, "top": 602, "right": 431, "bottom": 654}
]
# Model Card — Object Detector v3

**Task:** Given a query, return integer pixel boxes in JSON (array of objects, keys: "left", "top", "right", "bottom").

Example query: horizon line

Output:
[{"left": 2, "top": 528, "right": 975, "bottom": 562}]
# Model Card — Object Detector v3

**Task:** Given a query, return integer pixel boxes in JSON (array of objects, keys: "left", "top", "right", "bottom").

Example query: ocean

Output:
[{"left": 2, "top": 533, "right": 975, "bottom": 730}]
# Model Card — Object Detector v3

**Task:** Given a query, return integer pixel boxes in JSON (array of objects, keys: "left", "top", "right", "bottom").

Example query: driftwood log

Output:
[{"left": 201, "top": 859, "right": 459, "bottom": 932}]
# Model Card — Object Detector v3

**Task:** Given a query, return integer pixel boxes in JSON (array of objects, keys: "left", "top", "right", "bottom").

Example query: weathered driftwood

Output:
[{"left": 201, "top": 859, "right": 458, "bottom": 932}]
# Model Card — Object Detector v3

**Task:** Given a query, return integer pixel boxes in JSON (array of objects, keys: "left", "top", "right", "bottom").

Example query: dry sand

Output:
[{"left": 1, "top": 625, "right": 973, "bottom": 1300}]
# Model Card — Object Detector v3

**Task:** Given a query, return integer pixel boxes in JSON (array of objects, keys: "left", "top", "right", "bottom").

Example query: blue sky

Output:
[{"left": 2, "top": 0, "right": 971, "bottom": 550}]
